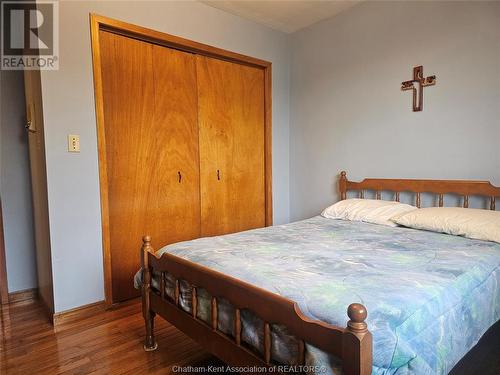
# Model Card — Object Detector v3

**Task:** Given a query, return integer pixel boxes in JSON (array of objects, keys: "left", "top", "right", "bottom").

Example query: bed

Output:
[{"left": 137, "top": 171, "right": 500, "bottom": 374}]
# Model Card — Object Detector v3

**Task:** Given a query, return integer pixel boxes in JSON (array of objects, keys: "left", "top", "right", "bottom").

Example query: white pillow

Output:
[
  {"left": 392, "top": 207, "right": 500, "bottom": 243},
  {"left": 321, "top": 198, "right": 417, "bottom": 227}
]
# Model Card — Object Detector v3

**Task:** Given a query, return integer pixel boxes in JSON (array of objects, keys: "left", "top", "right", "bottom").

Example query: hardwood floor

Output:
[
  {"left": 1, "top": 298, "right": 498, "bottom": 374},
  {"left": 0, "top": 299, "right": 218, "bottom": 374}
]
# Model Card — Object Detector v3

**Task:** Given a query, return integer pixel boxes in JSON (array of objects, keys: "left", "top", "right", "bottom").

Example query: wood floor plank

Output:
[{"left": 0, "top": 299, "right": 214, "bottom": 374}]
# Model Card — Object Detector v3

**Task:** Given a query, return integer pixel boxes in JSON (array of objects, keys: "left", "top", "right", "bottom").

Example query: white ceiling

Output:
[{"left": 201, "top": 1, "right": 361, "bottom": 34}]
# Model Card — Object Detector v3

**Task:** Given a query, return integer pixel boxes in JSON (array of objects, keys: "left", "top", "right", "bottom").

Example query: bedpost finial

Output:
[
  {"left": 343, "top": 303, "right": 372, "bottom": 375},
  {"left": 348, "top": 303, "right": 367, "bottom": 322},
  {"left": 339, "top": 171, "right": 348, "bottom": 200},
  {"left": 347, "top": 303, "right": 368, "bottom": 332},
  {"left": 142, "top": 235, "right": 153, "bottom": 253}
]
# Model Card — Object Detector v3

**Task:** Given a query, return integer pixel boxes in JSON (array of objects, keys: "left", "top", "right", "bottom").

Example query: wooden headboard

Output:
[{"left": 339, "top": 171, "right": 500, "bottom": 210}]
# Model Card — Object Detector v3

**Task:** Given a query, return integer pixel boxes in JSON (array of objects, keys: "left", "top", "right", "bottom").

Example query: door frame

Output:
[
  {"left": 0, "top": 198, "right": 9, "bottom": 305},
  {"left": 90, "top": 14, "right": 273, "bottom": 306}
]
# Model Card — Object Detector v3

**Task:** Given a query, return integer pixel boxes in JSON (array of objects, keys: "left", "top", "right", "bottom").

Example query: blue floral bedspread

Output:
[{"left": 139, "top": 216, "right": 500, "bottom": 374}]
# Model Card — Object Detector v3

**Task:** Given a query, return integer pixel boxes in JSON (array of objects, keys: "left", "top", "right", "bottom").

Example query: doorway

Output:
[{"left": 0, "top": 68, "right": 53, "bottom": 320}]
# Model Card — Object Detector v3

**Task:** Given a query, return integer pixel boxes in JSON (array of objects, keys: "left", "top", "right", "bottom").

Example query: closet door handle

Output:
[
  {"left": 217, "top": 170, "right": 221, "bottom": 181},
  {"left": 178, "top": 171, "right": 182, "bottom": 183}
]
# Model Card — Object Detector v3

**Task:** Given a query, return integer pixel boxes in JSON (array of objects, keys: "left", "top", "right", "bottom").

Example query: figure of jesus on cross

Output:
[{"left": 401, "top": 66, "right": 436, "bottom": 112}]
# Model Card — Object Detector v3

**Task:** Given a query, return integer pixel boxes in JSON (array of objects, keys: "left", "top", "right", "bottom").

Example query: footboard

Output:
[{"left": 141, "top": 236, "right": 372, "bottom": 375}]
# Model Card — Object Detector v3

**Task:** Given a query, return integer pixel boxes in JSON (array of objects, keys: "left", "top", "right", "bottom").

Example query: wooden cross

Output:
[{"left": 401, "top": 65, "right": 436, "bottom": 112}]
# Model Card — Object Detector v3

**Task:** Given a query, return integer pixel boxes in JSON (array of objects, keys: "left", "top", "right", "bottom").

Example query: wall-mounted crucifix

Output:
[{"left": 401, "top": 66, "right": 436, "bottom": 112}]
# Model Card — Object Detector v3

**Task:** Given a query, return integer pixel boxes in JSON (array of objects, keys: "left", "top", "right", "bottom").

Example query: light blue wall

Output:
[
  {"left": 39, "top": 1, "right": 291, "bottom": 312},
  {"left": 290, "top": 1, "right": 500, "bottom": 221},
  {"left": 0, "top": 71, "right": 37, "bottom": 292}
]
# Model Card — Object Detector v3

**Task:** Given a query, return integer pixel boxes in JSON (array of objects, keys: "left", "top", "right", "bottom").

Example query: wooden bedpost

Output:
[
  {"left": 142, "top": 235, "right": 158, "bottom": 351},
  {"left": 342, "top": 303, "right": 372, "bottom": 375},
  {"left": 340, "top": 171, "right": 348, "bottom": 200}
]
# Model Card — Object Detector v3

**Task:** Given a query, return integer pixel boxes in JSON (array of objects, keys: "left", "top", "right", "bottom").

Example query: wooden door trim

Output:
[
  {"left": 264, "top": 68, "right": 272, "bottom": 226},
  {"left": 0, "top": 198, "right": 9, "bottom": 305},
  {"left": 90, "top": 14, "right": 273, "bottom": 306},
  {"left": 90, "top": 14, "right": 272, "bottom": 69}
]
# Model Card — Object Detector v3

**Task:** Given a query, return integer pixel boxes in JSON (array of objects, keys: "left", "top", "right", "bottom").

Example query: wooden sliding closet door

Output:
[
  {"left": 100, "top": 31, "right": 200, "bottom": 302},
  {"left": 197, "top": 56, "right": 266, "bottom": 236}
]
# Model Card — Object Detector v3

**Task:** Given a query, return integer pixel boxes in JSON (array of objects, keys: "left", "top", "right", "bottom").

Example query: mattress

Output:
[{"left": 134, "top": 216, "right": 500, "bottom": 374}]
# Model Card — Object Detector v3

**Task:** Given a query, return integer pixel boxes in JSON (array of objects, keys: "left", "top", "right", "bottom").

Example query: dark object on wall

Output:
[{"left": 401, "top": 65, "right": 436, "bottom": 112}]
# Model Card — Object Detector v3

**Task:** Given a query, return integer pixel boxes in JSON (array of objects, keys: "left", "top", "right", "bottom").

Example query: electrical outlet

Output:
[{"left": 68, "top": 135, "right": 80, "bottom": 152}]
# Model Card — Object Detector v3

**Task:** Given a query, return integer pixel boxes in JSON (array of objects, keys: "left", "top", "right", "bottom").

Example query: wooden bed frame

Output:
[{"left": 140, "top": 171, "right": 500, "bottom": 375}]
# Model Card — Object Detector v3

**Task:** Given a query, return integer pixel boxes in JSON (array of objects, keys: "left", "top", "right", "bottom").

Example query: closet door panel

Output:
[
  {"left": 151, "top": 45, "right": 201, "bottom": 246},
  {"left": 197, "top": 56, "right": 265, "bottom": 236},
  {"left": 100, "top": 31, "right": 200, "bottom": 302},
  {"left": 100, "top": 31, "right": 153, "bottom": 302}
]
